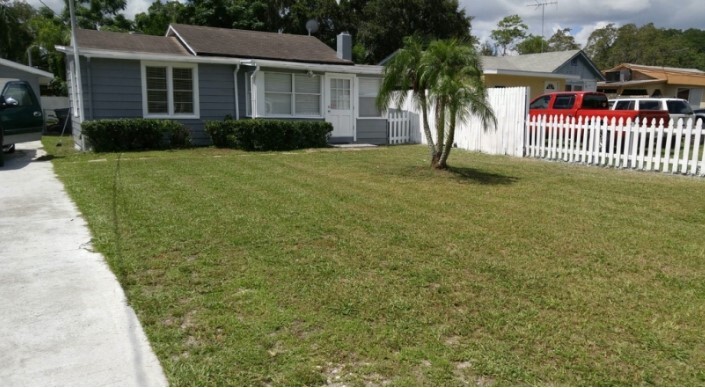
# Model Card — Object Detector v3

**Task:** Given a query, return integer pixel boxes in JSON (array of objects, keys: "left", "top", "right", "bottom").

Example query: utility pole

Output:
[{"left": 527, "top": 0, "right": 557, "bottom": 53}]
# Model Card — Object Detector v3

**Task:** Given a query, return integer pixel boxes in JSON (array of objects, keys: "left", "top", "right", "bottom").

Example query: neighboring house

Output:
[
  {"left": 481, "top": 50, "right": 606, "bottom": 100},
  {"left": 0, "top": 58, "right": 54, "bottom": 102},
  {"left": 597, "top": 64, "right": 705, "bottom": 108},
  {"left": 56, "top": 24, "right": 387, "bottom": 149}
]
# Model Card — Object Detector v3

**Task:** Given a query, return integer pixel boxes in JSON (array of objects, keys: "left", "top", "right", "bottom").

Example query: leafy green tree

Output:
[
  {"left": 357, "top": 0, "right": 472, "bottom": 64},
  {"left": 584, "top": 23, "right": 618, "bottom": 69},
  {"left": 490, "top": 14, "right": 527, "bottom": 56},
  {"left": 134, "top": 0, "right": 187, "bottom": 35},
  {"left": 421, "top": 39, "right": 495, "bottom": 169},
  {"left": 478, "top": 40, "right": 496, "bottom": 56},
  {"left": 62, "top": 0, "right": 130, "bottom": 30},
  {"left": 547, "top": 28, "right": 580, "bottom": 51},
  {"left": 0, "top": 0, "right": 36, "bottom": 62},
  {"left": 29, "top": 6, "right": 69, "bottom": 93},
  {"left": 516, "top": 34, "right": 548, "bottom": 54}
]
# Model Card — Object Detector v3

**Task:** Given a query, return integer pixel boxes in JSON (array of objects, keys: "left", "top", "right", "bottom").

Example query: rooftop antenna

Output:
[
  {"left": 527, "top": 0, "right": 557, "bottom": 52},
  {"left": 305, "top": 19, "right": 319, "bottom": 36}
]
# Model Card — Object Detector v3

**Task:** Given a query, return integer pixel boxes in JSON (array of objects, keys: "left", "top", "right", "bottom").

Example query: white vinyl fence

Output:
[
  {"left": 525, "top": 115, "right": 705, "bottom": 176},
  {"left": 391, "top": 87, "right": 528, "bottom": 156}
]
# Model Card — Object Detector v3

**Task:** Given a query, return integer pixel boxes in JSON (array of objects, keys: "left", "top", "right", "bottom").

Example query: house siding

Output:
[{"left": 356, "top": 119, "right": 387, "bottom": 145}]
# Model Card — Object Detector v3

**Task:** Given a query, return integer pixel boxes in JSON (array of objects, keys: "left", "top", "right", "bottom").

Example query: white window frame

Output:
[
  {"left": 259, "top": 71, "right": 323, "bottom": 119},
  {"left": 356, "top": 77, "right": 383, "bottom": 119},
  {"left": 141, "top": 61, "right": 199, "bottom": 119}
]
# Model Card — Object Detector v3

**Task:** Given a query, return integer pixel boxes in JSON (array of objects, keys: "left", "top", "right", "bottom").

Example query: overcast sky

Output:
[{"left": 27, "top": 0, "right": 705, "bottom": 47}]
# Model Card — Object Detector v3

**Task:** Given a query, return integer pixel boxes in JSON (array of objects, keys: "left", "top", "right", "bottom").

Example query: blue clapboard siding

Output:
[
  {"left": 86, "top": 58, "right": 142, "bottom": 120},
  {"left": 356, "top": 118, "right": 387, "bottom": 145},
  {"left": 84, "top": 59, "right": 240, "bottom": 145}
]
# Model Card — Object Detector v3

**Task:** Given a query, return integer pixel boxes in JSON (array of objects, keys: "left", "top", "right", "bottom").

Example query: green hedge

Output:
[
  {"left": 205, "top": 119, "right": 332, "bottom": 151},
  {"left": 81, "top": 119, "right": 191, "bottom": 152}
]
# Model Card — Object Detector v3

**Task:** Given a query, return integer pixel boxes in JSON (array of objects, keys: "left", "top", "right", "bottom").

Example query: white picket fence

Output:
[
  {"left": 525, "top": 115, "right": 705, "bottom": 175},
  {"left": 388, "top": 110, "right": 411, "bottom": 144},
  {"left": 389, "top": 87, "right": 528, "bottom": 156}
]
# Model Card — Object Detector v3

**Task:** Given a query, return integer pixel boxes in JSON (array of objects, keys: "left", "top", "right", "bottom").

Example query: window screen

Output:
[{"left": 359, "top": 78, "right": 381, "bottom": 117}]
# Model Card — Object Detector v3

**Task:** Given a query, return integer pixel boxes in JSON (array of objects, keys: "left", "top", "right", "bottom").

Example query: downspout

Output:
[
  {"left": 234, "top": 63, "right": 240, "bottom": 120},
  {"left": 251, "top": 65, "right": 260, "bottom": 118}
]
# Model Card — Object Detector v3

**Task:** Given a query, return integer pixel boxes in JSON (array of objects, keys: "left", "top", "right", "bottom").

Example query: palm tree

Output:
[
  {"left": 421, "top": 39, "right": 496, "bottom": 169},
  {"left": 376, "top": 36, "right": 437, "bottom": 162}
]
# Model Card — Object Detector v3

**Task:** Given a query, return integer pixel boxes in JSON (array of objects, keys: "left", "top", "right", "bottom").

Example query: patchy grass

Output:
[{"left": 43, "top": 136, "right": 705, "bottom": 386}]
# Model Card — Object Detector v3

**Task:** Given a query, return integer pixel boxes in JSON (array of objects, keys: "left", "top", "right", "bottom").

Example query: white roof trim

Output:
[
  {"left": 0, "top": 58, "right": 54, "bottom": 79},
  {"left": 55, "top": 45, "right": 384, "bottom": 75},
  {"left": 484, "top": 68, "right": 581, "bottom": 80},
  {"left": 165, "top": 25, "right": 198, "bottom": 56}
]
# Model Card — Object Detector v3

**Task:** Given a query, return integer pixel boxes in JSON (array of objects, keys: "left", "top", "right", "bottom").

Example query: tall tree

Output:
[
  {"left": 516, "top": 34, "right": 548, "bottom": 54},
  {"left": 547, "top": 28, "right": 580, "bottom": 51},
  {"left": 490, "top": 14, "right": 527, "bottom": 56},
  {"left": 421, "top": 39, "right": 495, "bottom": 169},
  {"left": 134, "top": 0, "right": 187, "bottom": 35},
  {"left": 62, "top": 0, "right": 130, "bottom": 30},
  {"left": 377, "top": 36, "right": 435, "bottom": 163},
  {"left": 0, "top": 0, "right": 36, "bottom": 63},
  {"left": 377, "top": 37, "right": 495, "bottom": 170},
  {"left": 584, "top": 23, "right": 618, "bottom": 69},
  {"left": 357, "top": 0, "right": 472, "bottom": 64}
]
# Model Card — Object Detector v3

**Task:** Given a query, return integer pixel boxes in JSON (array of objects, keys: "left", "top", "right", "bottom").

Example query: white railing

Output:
[
  {"left": 525, "top": 115, "right": 705, "bottom": 176},
  {"left": 388, "top": 110, "right": 411, "bottom": 144}
]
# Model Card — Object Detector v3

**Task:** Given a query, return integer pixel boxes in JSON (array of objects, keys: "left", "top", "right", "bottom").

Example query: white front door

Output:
[{"left": 325, "top": 74, "right": 354, "bottom": 139}]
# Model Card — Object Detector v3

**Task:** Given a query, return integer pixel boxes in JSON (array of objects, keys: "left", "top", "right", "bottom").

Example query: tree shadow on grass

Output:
[{"left": 446, "top": 166, "right": 519, "bottom": 185}]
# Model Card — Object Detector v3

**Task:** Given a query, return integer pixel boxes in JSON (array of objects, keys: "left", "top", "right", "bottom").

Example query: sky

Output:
[{"left": 27, "top": 0, "right": 705, "bottom": 48}]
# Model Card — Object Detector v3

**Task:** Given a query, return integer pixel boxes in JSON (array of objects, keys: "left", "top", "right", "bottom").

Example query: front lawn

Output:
[{"left": 44, "top": 136, "right": 705, "bottom": 386}]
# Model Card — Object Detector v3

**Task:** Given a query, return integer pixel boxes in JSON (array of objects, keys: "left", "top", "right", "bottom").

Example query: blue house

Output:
[{"left": 57, "top": 24, "right": 388, "bottom": 149}]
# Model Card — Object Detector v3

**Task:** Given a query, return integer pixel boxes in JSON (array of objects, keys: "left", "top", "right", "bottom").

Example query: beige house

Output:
[
  {"left": 597, "top": 64, "right": 705, "bottom": 108},
  {"left": 481, "top": 50, "right": 606, "bottom": 100}
]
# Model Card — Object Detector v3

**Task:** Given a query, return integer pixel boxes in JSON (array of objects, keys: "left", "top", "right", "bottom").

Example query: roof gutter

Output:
[
  {"left": 54, "top": 46, "right": 383, "bottom": 75},
  {"left": 483, "top": 69, "right": 581, "bottom": 80}
]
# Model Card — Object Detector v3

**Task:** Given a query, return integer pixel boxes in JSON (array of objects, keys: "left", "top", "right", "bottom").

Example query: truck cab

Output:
[{"left": 0, "top": 79, "right": 44, "bottom": 166}]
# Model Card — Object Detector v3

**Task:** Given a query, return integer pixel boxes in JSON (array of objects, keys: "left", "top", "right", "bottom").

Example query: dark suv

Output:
[{"left": 0, "top": 79, "right": 44, "bottom": 166}]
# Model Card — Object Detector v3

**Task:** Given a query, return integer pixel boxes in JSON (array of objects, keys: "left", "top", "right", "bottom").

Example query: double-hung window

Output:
[
  {"left": 358, "top": 78, "right": 382, "bottom": 118},
  {"left": 142, "top": 62, "right": 199, "bottom": 118},
  {"left": 263, "top": 72, "right": 321, "bottom": 117}
]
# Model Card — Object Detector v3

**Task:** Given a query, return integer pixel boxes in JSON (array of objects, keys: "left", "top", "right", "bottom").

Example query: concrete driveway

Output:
[{"left": 0, "top": 141, "right": 167, "bottom": 386}]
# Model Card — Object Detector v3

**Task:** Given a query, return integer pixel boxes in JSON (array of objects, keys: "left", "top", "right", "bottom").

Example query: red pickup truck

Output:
[{"left": 529, "top": 91, "right": 669, "bottom": 125}]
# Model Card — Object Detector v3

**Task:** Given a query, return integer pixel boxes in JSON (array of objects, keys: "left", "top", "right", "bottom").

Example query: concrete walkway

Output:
[{"left": 0, "top": 141, "right": 167, "bottom": 386}]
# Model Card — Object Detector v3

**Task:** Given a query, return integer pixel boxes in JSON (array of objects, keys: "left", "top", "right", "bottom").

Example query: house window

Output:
[
  {"left": 142, "top": 62, "right": 199, "bottom": 118},
  {"left": 263, "top": 72, "right": 321, "bottom": 117},
  {"left": 358, "top": 78, "right": 382, "bottom": 118}
]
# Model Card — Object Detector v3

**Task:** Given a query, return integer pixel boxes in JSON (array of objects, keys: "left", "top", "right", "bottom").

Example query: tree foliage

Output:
[
  {"left": 585, "top": 23, "right": 705, "bottom": 70},
  {"left": 490, "top": 14, "right": 527, "bottom": 56},
  {"left": 377, "top": 37, "right": 494, "bottom": 169}
]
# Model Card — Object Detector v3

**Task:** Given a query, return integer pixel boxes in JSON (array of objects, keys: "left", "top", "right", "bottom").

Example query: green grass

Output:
[{"left": 43, "top": 135, "right": 705, "bottom": 386}]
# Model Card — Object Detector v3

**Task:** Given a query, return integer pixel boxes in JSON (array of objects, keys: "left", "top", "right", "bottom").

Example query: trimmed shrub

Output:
[
  {"left": 205, "top": 119, "right": 332, "bottom": 151},
  {"left": 81, "top": 119, "right": 191, "bottom": 152}
]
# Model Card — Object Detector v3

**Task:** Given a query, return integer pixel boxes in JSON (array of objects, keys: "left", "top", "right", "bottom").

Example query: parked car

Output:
[
  {"left": 693, "top": 108, "right": 705, "bottom": 124},
  {"left": 610, "top": 97, "right": 694, "bottom": 124},
  {"left": 529, "top": 91, "right": 670, "bottom": 125},
  {"left": 0, "top": 79, "right": 44, "bottom": 166}
]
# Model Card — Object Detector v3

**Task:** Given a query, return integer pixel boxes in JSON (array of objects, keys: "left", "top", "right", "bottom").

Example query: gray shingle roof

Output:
[
  {"left": 481, "top": 50, "right": 582, "bottom": 73},
  {"left": 168, "top": 24, "right": 352, "bottom": 65},
  {"left": 75, "top": 29, "right": 190, "bottom": 56}
]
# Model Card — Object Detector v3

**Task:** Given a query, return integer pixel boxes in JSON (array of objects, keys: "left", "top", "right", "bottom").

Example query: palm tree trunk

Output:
[
  {"left": 419, "top": 94, "right": 436, "bottom": 160},
  {"left": 432, "top": 99, "right": 446, "bottom": 168},
  {"left": 438, "top": 111, "right": 456, "bottom": 169}
]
